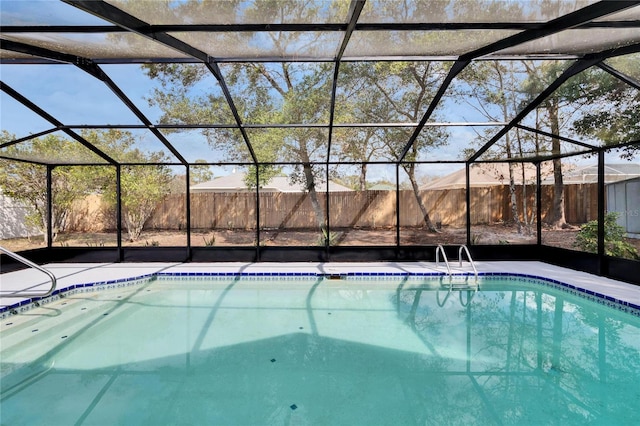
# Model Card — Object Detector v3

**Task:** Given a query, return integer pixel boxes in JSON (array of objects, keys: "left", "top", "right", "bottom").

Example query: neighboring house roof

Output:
[
  {"left": 543, "top": 163, "right": 640, "bottom": 185},
  {"left": 422, "top": 162, "right": 640, "bottom": 190},
  {"left": 369, "top": 183, "right": 395, "bottom": 191},
  {"left": 422, "top": 163, "right": 547, "bottom": 190},
  {"left": 191, "top": 171, "right": 353, "bottom": 193}
]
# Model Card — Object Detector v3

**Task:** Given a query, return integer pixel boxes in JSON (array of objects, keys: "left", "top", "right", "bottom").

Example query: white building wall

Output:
[{"left": 0, "top": 195, "right": 42, "bottom": 239}]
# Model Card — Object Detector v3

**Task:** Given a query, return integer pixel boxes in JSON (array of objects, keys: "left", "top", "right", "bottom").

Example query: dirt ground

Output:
[{"left": 3, "top": 225, "right": 639, "bottom": 255}]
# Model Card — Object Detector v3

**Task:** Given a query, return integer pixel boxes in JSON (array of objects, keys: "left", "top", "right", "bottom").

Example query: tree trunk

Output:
[
  {"left": 302, "top": 163, "right": 326, "bottom": 233},
  {"left": 503, "top": 131, "right": 522, "bottom": 234},
  {"left": 548, "top": 100, "right": 566, "bottom": 228},
  {"left": 507, "top": 162, "right": 522, "bottom": 234},
  {"left": 359, "top": 163, "right": 367, "bottom": 191},
  {"left": 405, "top": 163, "right": 436, "bottom": 232}
]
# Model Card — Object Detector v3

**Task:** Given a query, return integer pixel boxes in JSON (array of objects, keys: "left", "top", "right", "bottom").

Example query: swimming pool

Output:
[{"left": 1, "top": 271, "right": 639, "bottom": 425}]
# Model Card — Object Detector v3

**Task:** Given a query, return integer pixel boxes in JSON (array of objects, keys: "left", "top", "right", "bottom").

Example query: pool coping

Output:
[{"left": 2, "top": 261, "right": 639, "bottom": 319}]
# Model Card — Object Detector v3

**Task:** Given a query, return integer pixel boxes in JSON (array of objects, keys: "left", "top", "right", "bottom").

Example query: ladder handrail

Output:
[
  {"left": 458, "top": 244, "right": 478, "bottom": 284},
  {"left": 435, "top": 244, "right": 451, "bottom": 277},
  {"left": 0, "top": 246, "right": 57, "bottom": 298}
]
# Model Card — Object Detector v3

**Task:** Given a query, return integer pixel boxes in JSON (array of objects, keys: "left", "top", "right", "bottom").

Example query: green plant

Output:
[
  {"left": 85, "top": 241, "right": 105, "bottom": 247},
  {"left": 574, "top": 212, "right": 638, "bottom": 259},
  {"left": 318, "top": 229, "right": 341, "bottom": 246},
  {"left": 203, "top": 233, "right": 216, "bottom": 246}
]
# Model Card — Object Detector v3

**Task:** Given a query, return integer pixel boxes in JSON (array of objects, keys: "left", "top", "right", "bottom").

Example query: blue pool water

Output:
[{"left": 1, "top": 275, "right": 639, "bottom": 425}]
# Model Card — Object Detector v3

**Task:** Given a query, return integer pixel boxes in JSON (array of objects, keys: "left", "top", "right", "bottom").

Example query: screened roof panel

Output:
[
  {"left": 105, "top": 0, "right": 350, "bottom": 25},
  {"left": 0, "top": 49, "right": 45, "bottom": 61},
  {"left": 1, "top": 0, "right": 639, "bottom": 168},
  {"left": 1, "top": 64, "right": 145, "bottom": 126},
  {"left": 474, "top": 129, "right": 592, "bottom": 162},
  {"left": 495, "top": 29, "right": 640, "bottom": 56},
  {"left": 0, "top": 91, "right": 54, "bottom": 138},
  {"left": 0, "top": 33, "right": 191, "bottom": 60},
  {"left": 0, "top": 0, "right": 111, "bottom": 26},
  {"left": 358, "top": 0, "right": 597, "bottom": 23},
  {"left": 81, "top": 128, "right": 181, "bottom": 164},
  {"left": 517, "top": 66, "right": 639, "bottom": 148},
  {"left": 246, "top": 127, "right": 329, "bottom": 162},
  {"left": 137, "top": 63, "right": 237, "bottom": 126},
  {"left": 335, "top": 61, "right": 452, "bottom": 124},
  {"left": 604, "top": 53, "right": 640, "bottom": 81},
  {"left": 0, "top": 131, "right": 110, "bottom": 165},
  {"left": 99, "top": 64, "right": 165, "bottom": 123},
  {"left": 330, "top": 127, "right": 403, "bottom": 162},
  {"left": 432, "top": 60, "right": 574, "bottom": 124},
  {"left": 160, "top": 129, "right": 251, "bottom": 164},
  {"left": 170, "top": 31, "right": 343, "bottom": 60},
  {"left": 344, "top": 30, "right": 520, "bottom": 58},
  {"left": 593, "top": 4, "right": 640, "bottom": 21},
  {"left": 416, "top": 124, "right": 506, "bottom": 161},
  {"left": 220, "top": 62, "right": 332, "bottom": 125}
]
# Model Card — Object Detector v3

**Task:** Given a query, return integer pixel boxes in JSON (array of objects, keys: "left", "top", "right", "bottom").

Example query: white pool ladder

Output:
[
  {"left": 0, "top": 245, "right": 57, "bottom": 298},
  {"left": 458, "top": 244, "right": 478, "bottom": 284},
  {"left": 435, "top": 244, "right": 451, "bottom": 278},
  {"left": 435, "top": 244, "right": 478, "bottom": 290}
]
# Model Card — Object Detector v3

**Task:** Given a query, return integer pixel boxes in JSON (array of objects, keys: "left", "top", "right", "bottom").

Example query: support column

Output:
[
  {"left": 185, "top": 166, "right": 191, "bottom": 261},
  {"left": 116, "top": 165, "right": 123, "bottom": 262},
  {"left": 46, "top": 165, "right": 53, "bottom": 249},
  {"left": 466, "top": 162, "right": 471, "bottom": 246},
  {"left": 536, "top": 162, "right": 542, "bottom": 246},
  {"left": 597, "top": 150, "right": 606, "bottom": 274},
  {"left": 395, "top": 164, "right": 400, "bottom": 248}
]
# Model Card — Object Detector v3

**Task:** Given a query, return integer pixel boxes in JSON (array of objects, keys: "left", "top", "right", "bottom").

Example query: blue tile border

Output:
[{"left": 2, "top": 270, "right": 638, "bottom": 318}]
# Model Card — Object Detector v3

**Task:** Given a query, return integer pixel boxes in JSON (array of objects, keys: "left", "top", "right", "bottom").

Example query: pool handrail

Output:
[
  {"left": 0, "top": 245, "right": 57, "bottom": 298},
  {"left": 458, "top": 244, "right": 478, "bottom": 283},
  {"left": 435, "top": 244, "right": 451, "bottom": 277}
]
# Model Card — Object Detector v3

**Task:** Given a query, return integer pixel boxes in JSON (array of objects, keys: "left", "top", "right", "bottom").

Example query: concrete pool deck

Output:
[{"left": 2, "top": 261, "right": 639, "bottom": 311}]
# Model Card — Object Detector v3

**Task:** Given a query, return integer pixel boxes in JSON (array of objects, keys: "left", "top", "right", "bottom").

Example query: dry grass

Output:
[{"left": 3, "top": 224, "right": 639, "bottom": 257}]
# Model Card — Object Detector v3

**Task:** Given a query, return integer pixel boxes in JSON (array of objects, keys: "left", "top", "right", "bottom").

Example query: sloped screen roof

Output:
[{"left": 1, "top": 0, "right": 639, "bottom": 166}]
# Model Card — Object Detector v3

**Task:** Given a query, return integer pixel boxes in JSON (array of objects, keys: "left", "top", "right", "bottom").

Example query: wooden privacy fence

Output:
[{"left": 140, "top": 183, "right": 598, "bottom": 231}]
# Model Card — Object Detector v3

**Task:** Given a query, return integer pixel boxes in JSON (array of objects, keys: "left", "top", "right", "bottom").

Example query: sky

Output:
[
  {"left": 0, "top": 60, "right": 486, "bottom": 176},
  {"left": 1, "top": 0, "right": 637, "bottom": 179},
  {"left": 2, "top": 59, "right": 636, "bottom": 182}
]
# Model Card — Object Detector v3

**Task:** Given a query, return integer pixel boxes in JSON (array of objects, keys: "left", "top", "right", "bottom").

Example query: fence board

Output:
[{"left": 69, "top": 184, "right": 599, "bottom": 232}]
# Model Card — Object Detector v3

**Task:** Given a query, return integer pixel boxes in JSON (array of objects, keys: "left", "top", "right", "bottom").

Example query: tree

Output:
[
  {"left": 190, "top": 159, "right": 214, "bottom": 185},
  {"left": 1, "top": 129, "right": 174, "bottom": 244},
  {"left": 343, "top": 61, "right": 451, "bottom": 231},
  {"left": 78, "top": 129, "right": 172, "bottom": 242},
  {"left": 0, "top": 131, "right": 105, "bottom": 244},
  {"left": 521, "top": 61, "right": 573, "bottom": 229},
  {"left": 522, "top": 58, "right": 639, "bottom": 228},
  {"left": 457, "top": 61, "right": 537, "bottom": 234},
  {"left": 333, "top": 65, "right": 389, "bottom": 191},
  {"left": 143, "top": 2, "right": 342, "bottom": 235},
  {"left": 98, "top": 155, "right": 172, "bottom": 242},
  {"left": 568, "top": 55, "right": 640, "bottom": 157}
]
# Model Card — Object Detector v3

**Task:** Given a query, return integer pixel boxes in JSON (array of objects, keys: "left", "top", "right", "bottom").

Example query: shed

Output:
[{"left": 606, "top": 177, "right": 640, "bottom": 239}]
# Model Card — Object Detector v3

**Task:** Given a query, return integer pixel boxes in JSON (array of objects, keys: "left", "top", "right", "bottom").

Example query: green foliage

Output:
[
  {"left": 102, "top": 163, "right": 172, "bottom": 242},
  {"left": 190, "top": 160, "right": 214, "bottom": 185},
  {"left": 317, "top": 229, "right": 341, "bottom": 247},
  {"left": 1, "top": 129, "right": 173, "bottom": 244},
  {"left": 0, "top": 131, "right": 107, "bottom": 243},
  {"left": 574, "top": 212, "right": 639, "bottom": 259},
  {"left": 202, "top": 233, "right": 216, "bottom": 246}
]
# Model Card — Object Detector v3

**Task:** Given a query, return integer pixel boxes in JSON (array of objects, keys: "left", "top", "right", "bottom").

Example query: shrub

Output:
[{"left": 574, "top": 212, "right": 638, "bottom": 259}]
